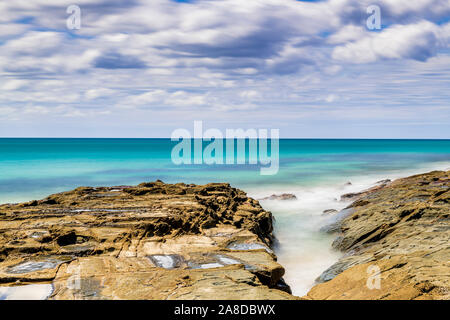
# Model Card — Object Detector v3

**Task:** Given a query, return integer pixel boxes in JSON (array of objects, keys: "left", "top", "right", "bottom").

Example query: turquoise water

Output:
[{"left": 1, "top": 138, "right": 450, "bottom": 296}]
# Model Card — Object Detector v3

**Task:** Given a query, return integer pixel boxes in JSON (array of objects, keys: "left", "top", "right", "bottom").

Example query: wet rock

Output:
[
  {"left": 0, "top": 181, "right": 294, "bottom": 300},
  {"left": 6, "top": 259, "right": 63, "bottom": 274},
  {"left": 51, "top": 258, "right": 293, "bottom": 300},
  {"left": 275, "top": 278, "right": 292, "bottom": 294},
  {"left": 340, "top": 179, "right": 392, "bottom": 202},
  {"left": 307, "top": 170, "right": 450, "bottom": 300},
  {"left": 215, "top": 255, "right": 241, "bottom": 266},
  {"left": 224, "top": 250, "right": 284, "bottom": 287},
  {"left": 340, "top": 192, "right": 364, "bottom": 201},
  {"left": 260, "top": 194, "right": 297, "bottom": 201},
  {"left": 322, "top": 209, "right": 338, "bottom": 216},
  {"left": 148, "top": 254, "right": 184, "bottom": 269},
  {"left": 227, "top": 242, "right": 273, "bottom": 254},
  {"left": 319, "top": 208, "right": 355, "bottom": 233},
  {"left": 29, "top": 231, "right": 52, "bottom": 243}
]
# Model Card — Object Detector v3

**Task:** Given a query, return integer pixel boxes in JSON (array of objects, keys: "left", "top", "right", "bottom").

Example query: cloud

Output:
[
  {"left": 1, "top": 79, "right": 28, "bottom": 91},
  {"left": 240, "top": 90, "right": 261, "bottom": 100},
  {"left": 85, "top": 88, "right": 116, "bottom": 100},
  {"left": 327, "top": 25, "right": 367, "bottom": 44},
  {"left": 0, "top": 23, "right": 29, "bottom": 38},
  {"left": 0, "top": 0, "right": 449, "bottom": 137},
  {"left": 165, "top": 91, "right": 208, "bottom": 107},
  {"left": 1, "top": 1, "right": 448, "bottom": 75},
  {"left": 94, "top": 52, "right": 147, "bottom": 69},
  {"left": 377, "top": 0, "right": 450, "bottom": 22},
  {"left": 332, "top": 21, "right": 444, "bottom": 63},
  {"left": 3, "top": 31, "right": 64, "bottom": 56},
  {"left": 120, "top": 89, "right": 168, "bottom": 106}
]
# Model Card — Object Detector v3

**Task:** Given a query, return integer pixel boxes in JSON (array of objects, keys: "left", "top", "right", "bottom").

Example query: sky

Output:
[{"left": 0, "top": 0, "right": 449, "bottom": 138}]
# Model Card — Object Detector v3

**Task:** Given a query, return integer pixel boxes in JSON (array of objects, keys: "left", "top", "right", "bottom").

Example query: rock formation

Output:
[
  {"left": 260, "top": 193, "right": 297, "bottom": 201},
  {"left": 2, "top": 170, "right": 448, "bottom": 300},
  {"left": 0, "top": 181, "right": 295, "bottom": 300},
  {"left": 322, "top": 209, "right": 338, "bottom": 216},
  {"left": 306, "top": 170, "right": 450, "bottom": 300}
]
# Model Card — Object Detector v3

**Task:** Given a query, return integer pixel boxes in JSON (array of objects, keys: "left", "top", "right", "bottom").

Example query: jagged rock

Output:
[
  {"left": 375, "top": 179, "right": 391, "bottom": 185},
  {"left": 340, "top": 180, "right": 391, "bottom": 201},
  {"left": 322, "top": 209, "right": 338, "bottom": 216},
  {"left": 307, "top": 170, "right": 450, "bottom": 300},
  {"left": 260, "top": 193, "right": 297, "bottom": 201},
  {"left": 319, "top": 208, "right": 355, "bottom": 233},
  {"left": 0, "top": 181, "right": 296, "bottom": 300}
]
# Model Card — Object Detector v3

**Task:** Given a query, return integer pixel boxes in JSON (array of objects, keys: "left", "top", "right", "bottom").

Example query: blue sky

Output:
[{"left": 0, "top": 0, "right": 449, "bottom": 138}]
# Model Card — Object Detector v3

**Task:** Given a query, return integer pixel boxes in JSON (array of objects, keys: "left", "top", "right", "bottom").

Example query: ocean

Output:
[{"left": 1, "top": 138, "right": 450, "bottom": 296}]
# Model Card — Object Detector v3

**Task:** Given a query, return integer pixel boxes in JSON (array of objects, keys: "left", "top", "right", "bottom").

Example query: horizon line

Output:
[{"left": 0, "top": 137, "right": 450, "bottom": 140}]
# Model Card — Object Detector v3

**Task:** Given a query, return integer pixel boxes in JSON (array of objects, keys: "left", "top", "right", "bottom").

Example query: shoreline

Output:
[
  {"left": 252, "top": 161, "right": 450, "bottom": 295},
  {"left": 304, "top": 170, "right": 450, "bottom": 300},
  {"left": 0, "top": 169, "right": 449, "bottom": 300}
]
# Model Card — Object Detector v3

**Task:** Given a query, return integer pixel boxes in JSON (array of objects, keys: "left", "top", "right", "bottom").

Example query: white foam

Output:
[{"left": 248, "top": 161, "right": 450, "bottom": 297}]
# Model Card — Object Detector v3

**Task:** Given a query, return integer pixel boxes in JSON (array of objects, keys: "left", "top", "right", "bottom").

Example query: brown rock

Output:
[
  {"left": 0, "top": 181, "right": 295, "bottom": 300},
  {"left": 322, "top": 209, "right": 338, "bottom": 216},
  {"left": 308, "top": 170, "right": 450, "bottom": 300},
  {"left": 260, "top": 193, "right": 297, "bottom": 201},
  {"left": 340, "top": 179, "right": 391, "bottom": 202}
]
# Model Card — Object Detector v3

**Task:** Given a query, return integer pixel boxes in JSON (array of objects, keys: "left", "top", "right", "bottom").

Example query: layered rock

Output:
[
  {"left": 260, "top": 193, "right": 297, "bottom": 201},
  {"left": 339, "top": 179, "right": 391, "bottom": 202},
  {"left": 0, "top": 181, "right": 294, "bottom": 300},
  {"left": 307, "top": 170, "right": 450, "bottom": 300}
]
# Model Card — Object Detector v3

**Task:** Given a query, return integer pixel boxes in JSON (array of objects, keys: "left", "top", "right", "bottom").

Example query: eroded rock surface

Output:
[
  {"left": 0, "top": 181, "right": 294, "bottom": 300},
  {"left": 340, "top": 179, "right": 391, "bottom": 202},
  {"left": 307, "top": 171, "right": 450, "bottom": 300},
  {"left": 260, "top": 193, "right": 297, "bottom": 201}
]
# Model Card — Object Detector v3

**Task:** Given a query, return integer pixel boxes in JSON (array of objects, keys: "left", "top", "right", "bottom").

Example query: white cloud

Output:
[
  {"left": 85, "top": 88, "right": 116, "bottom": 100},
  {"left": 332, "top": 21, "right": 444, "bottom": 63},
  {"left": 0, "top": 0, "right": 449, "bottom": 137},
  {"left": 240, "top": 90, "right": 261, "bottom": 100},
  {"left": 1, "top": 79, "right": 28, "bottom": 91},
  {"left": 3, "top": 31, "right": 64, "bottom": 56},
  {"left": 0, "top": 23, "right": 29, "bottom": 37},
  {"left": 165, "top": 91, "right": 208, "bottom": 107},
  {"left": 0, "top": 106, "right": 15, "bottom": 116},
  {"left": 324, "top": 94, "right": 339, "bottom": 103},
  {"left": 23, "top": 105, "right": 51, "bottom": 115},
  {"left": 121, "top": 90, "right": 167, "bottom": 106},
  {"left": 328, "top": 25, "right": 367, "bottom": 44}
]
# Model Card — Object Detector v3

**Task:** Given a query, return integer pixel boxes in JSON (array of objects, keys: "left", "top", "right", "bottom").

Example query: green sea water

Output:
[{"left": 1, "top": 138, "right": 449, "bottom": 296}]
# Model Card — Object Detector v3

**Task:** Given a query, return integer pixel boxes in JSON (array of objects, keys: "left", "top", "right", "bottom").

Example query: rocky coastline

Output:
[
  {"left": 0, "top": 181, "right": 294, "bottom": 300},
  {"left": 306, "top": 170, "right": 450, "bottom": 300},
  {"left": 1, "top": 170, "right": 448, "bottom": 300}
]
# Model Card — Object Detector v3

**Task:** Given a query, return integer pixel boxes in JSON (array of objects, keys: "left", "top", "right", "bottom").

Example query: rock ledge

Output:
[
  {"left": 0, "top": 181, "right": 295, "bottom": 300},
  {"left": 306, "top": 170, "right": 450, "bottom": 300}
]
